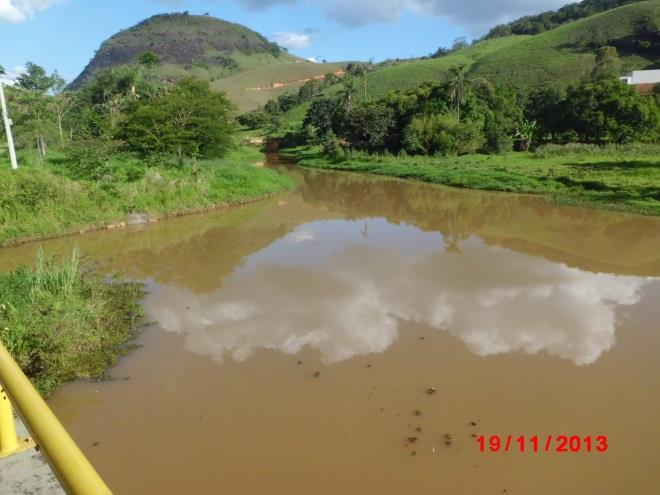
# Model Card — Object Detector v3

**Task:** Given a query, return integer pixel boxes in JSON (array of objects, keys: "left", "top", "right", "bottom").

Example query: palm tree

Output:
[
  {"left": 340, "top": 79, "right": 356, "bottom": 113},
  {"left": 447, "top": 64, "right": 470, "bottom": 123}
]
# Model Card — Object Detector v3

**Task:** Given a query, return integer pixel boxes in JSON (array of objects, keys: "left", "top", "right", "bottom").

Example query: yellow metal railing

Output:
[{"left": 0, "top": 342, "right": 112, "bottom": 494}]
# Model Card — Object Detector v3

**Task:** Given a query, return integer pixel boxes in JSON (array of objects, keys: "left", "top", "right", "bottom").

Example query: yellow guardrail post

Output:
[
  {"left": 0, "top": 386, "right": 35, "bottom": 457},
  {"left": 0, "top": 342, "right": 113, "bottom": 494}
]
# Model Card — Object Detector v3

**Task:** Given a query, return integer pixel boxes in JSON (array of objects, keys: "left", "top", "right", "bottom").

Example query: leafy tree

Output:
[
  {"left": 561, "top": 79, "right": 659, "bottom": 143},
  {"left": 237, "top": 111, "right": 271, "bottom": 130},
  {"left": 431, "top": 47, "right": 451, "bottom": 58},
  {"left": 0, "top": 65, "right": 5, "bottom": 75},
  {"left": 303, "top": 98, "right": 346, "bottom": 138},
  {"left": 264, "top": 99, "right": 280, "bottom": 114},
  {"left": 451, "top": 37, "right": 469, "bottom": 51},
  {"left": 121, "top": 78, "right": 234, "bottom": 163},
  {"left": 479, "top": 83, "right": 522, "bottom": 153},
  {"left": 10, "top": 89, "right": 58, "bottom": 163},
  {"left": 525, "top": 85, "right": 567, "bottom": 142},
  {"left": 17, "top": 62, "right": 58, "bottom": 94},
  {"left": 343, "top": 104, "right": 395, "bottom": 151},
  {"left": 138, "top": 51, "right": 160, "bottom": 69}
]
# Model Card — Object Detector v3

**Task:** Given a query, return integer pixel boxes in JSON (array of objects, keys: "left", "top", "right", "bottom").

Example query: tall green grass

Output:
[
  {"left": 0, "top": 249, "right": 145, "bottom": 395},
  {"left": 0, "top": 146, "right": 293, "bottom": 247}
]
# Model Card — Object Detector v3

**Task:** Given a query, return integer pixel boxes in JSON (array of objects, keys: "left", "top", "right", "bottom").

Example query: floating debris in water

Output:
[
  {"left": 407, "top": 437, "right": 418, "bottom": 444},
  {"left": 313, "top": 371, "right": 320, "bottom": 378},
  {"left": 92, "top": 441, "right": 100, "bottom": 447},
  {"left": 410, "top": 450, "right": 417, "bottom": 457},
  {"left": 297, "top": 360, "right": 302, "bottom": 365},
  {"left": 366, "top": 364, "right": 372, "bottom": 368},
  {"left": 470, "top": 421, "right": 478, "bottom": 426},
  {"left": 426, "top": 387, "right": 437, "bottom": 395},
  {"left": 415, "top": 427, "right": 422, "bottom": 432},
  {"left": 414, "top": 409, "right": 422, "bottom": 416}
]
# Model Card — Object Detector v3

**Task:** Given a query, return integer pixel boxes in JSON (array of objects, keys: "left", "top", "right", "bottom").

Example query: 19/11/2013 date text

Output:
[{"left": 477, "top": 435, "right": 608, "bottom": 453}]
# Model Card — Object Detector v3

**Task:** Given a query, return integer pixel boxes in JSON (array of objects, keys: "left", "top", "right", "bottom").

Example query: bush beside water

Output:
[{"left": 0, "top": 249, "right": 144, "bottom": 395}]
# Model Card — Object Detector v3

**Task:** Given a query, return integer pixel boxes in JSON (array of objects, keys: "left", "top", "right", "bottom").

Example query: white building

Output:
[{"left": 620, "top": 70, "right": 660, "bottom": 85}]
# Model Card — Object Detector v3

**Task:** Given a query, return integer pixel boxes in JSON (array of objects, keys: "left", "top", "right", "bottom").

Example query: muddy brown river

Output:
[{"left": 2, "top": 155, "right": 660, "bottom": 494}]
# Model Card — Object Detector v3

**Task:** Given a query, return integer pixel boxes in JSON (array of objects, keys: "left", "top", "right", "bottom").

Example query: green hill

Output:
[
  {"left": 484, "top": 0, "right": 643, "bottom": 38},
  {"left": 71, "top": 13, "right": 291, "bottom": 87},
  {"left": 300, "top": 0, "right": 659, "bottom": 113},
  {"left": 71, "top": 12, "right": 344, "bottom": 111}
]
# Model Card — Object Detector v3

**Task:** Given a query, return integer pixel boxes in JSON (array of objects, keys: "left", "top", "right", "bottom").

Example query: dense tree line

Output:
[
  {"left": 1, "top": 54, "right": 235, "bottom": 172},
  {"left": 293, "top": 50, "right": 659, "bottom": 157}
]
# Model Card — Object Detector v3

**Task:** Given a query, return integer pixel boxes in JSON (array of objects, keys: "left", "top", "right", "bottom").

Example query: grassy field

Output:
[
  {"left": 0, "top": 147, "right": 294, "bottom": 247},
  {"left": 304, "top": 1, "right": 659, "bottom": 108},
  {"left": 0, "top": 249, "right": 144, "bottom": 395},
  {"left": 214, "top": 61, "right": 345, "bottom": 112},
  {"left": 285, "top": 144, "right": 660, "bottom": 216}
]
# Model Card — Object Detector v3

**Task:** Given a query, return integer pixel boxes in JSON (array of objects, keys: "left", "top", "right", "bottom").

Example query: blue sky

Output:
[{"left": 0, "top": 0, "right": 570, "bottom": 82}]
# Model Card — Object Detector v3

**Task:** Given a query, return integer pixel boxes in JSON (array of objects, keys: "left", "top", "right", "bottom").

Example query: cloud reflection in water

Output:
[{"left": 148, "top": 232, "right": 652, "bottom": 366}]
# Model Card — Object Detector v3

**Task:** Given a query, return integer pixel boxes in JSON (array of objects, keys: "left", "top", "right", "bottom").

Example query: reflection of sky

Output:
[
  {"left": 146, "top": 220, "right": 656, "bottom": 367},
  {"left": 240, "top": 219, "right": 445, "bottom": 271}
]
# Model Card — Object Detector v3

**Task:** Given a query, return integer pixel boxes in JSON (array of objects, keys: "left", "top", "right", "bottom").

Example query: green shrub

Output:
[
  {"left": 0, "top": 249, "right": 145, "bottom": 395},
  {"left": 403, "top": 114, "right": 485, "bottom": 156}
]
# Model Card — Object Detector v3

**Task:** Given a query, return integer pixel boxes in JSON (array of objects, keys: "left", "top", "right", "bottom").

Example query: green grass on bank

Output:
[
  {"left": 0, "top": 249, "right": 144, "bottom": 395},
  {"left": 285, "top": 144, "right": 660, "bottom": 216},
  {"left": 0, "top": 146, "right": 293, "bottom": 247}
]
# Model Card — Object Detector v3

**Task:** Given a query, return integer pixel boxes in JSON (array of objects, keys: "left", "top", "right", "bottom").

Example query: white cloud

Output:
[
  {"left": 284, "top": 229, "right": 316, "bottom": 243},
  {"left": 148, "top": 240, "right": 653, "bottom": 367},
  {"left": 239, "top": 0, "right": 571, "bottom": 28},
  {"left": 274, "top": 31, "right": 312, "bottom": 50},
  {"left": 0, "top": 0, "right": 60, "bottom": 22},
  {"left": 0, "top": 65, "right": 26, "bottom": 85}
]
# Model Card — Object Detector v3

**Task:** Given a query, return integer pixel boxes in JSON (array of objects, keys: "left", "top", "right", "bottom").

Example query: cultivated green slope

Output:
[
  {"left": 474, "top": 0, "right": 660, "bottom": 88},
  {"left": 214, "top": 61, "right": 345, "bottom": 111}
]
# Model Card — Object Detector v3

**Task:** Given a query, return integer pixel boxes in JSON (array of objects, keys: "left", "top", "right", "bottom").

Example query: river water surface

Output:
[{"left": 2, "top": 155, "right": 660, "bottom": 494}]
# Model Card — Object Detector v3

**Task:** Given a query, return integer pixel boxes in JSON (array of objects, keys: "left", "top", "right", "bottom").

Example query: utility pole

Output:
[{"left": 0, "top": 82, "right": 18, "bottom": 170}]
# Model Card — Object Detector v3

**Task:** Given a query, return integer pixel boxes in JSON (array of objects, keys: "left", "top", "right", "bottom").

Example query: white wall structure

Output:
[{"left": 620, "top": 70, "right": 660, "bottom": 85}]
